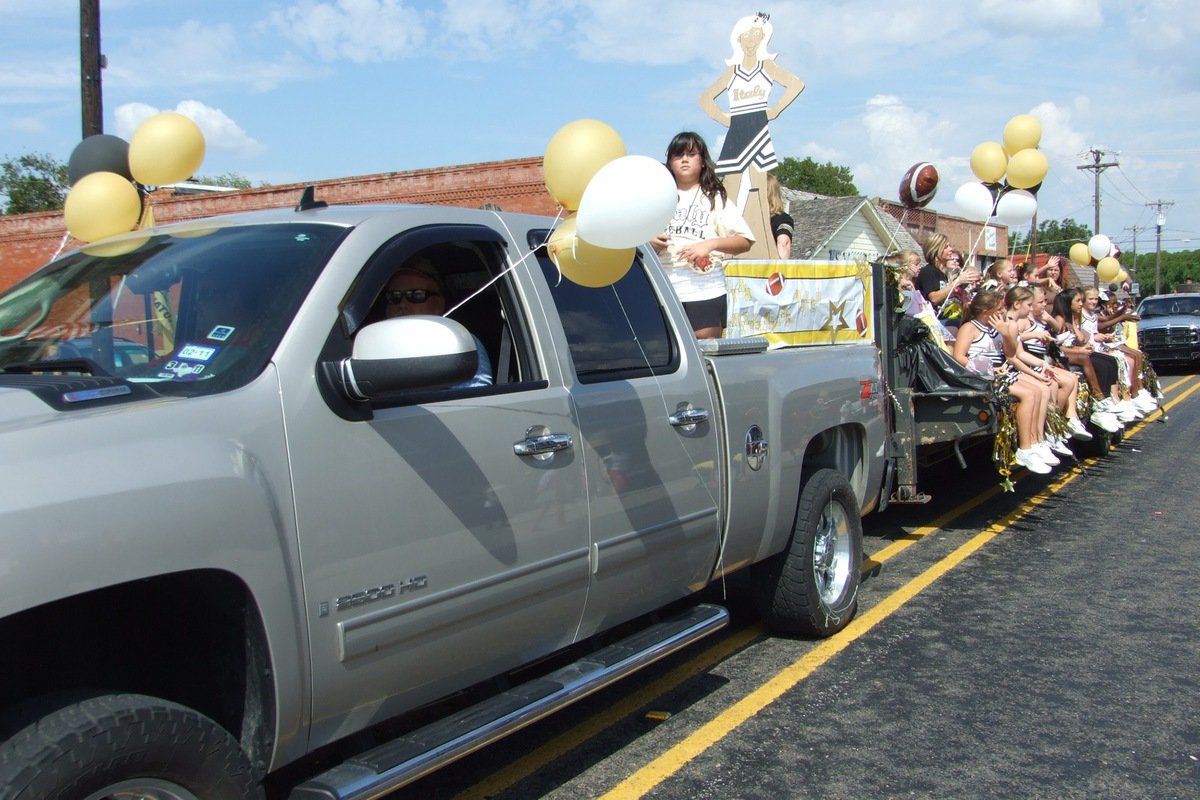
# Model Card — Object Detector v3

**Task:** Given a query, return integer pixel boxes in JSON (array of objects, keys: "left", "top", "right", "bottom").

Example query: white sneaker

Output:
[
  {"left": 1067, "top": 417, "right": 1093, "bottom": 440},
  {"left": 1034, "top": 442, "right": 1061, "bottom": 466},
  {"left": 1050, "top": 436, "right": 1074, "bottom": 456},
  {"left": 1114, "top": 400, "right": 1140, "bottom": 422},
  {"left": 1015, "top": 447, "right": 1053, "bottom": 474},
  {"left": 1091, "top": 410, "right": 1122, "bottom": 433},
  {"left": 1133, "top": 391, "right": 1158, "bottom": 413}
]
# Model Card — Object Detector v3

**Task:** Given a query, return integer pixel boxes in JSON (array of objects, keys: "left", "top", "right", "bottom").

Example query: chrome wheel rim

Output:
[{"left": 813, "top": 498, "right": 853, "bottom": 606}]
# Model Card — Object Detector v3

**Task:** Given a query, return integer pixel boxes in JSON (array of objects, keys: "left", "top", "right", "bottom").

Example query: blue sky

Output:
[{"left": 2, "top": 0, "right": 1198, "bottom": 256}]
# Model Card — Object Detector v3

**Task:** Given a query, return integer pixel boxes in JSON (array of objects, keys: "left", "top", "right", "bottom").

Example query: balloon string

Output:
[
  {"left": 604, "top": 271, "right": 722, "bottom": 516},
  {"left": 878, "top": 207, "right": 910, "bottom": 260},
  {"left": 473, "top": 210, "right": 719, "bottom": 510},
  {"left": 48, "top": 231, "right": 71, "bottom": 262},
  {"left": 443, "top": 207, "right": 564, "bottom": 318},
  {"left": 428, "top": 209, "right": 725, "bottom": 571},
  {"left": 934, "top": 220, "right": 992, "bottom": 316}
]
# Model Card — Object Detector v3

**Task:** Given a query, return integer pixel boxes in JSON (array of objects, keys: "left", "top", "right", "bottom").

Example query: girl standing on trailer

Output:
[{"left": 651, "top": 132, "right": 754, "bottom": 339}]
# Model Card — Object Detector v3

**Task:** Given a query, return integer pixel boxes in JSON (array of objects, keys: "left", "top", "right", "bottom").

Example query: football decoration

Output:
[
  {"left": 899, "top": 162, "right": 939, "bottom": 209},
  {"left": 766, "top": 272, "right": 785, "bottom": 296}
]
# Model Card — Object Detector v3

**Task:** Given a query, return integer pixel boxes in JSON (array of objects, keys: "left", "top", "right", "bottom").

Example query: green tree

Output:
[
  {"left": 773, "top": 157, "right": 858, "bottom": 196},
  {"left": 0, "top": 153, "right": 69, "bottom": 214},
  {"left": 1009, "top": 217, "right": 1093, "bottom": 256},
  {"left": 193, "top": 172, "right": 253, "bottom": 189},
  {"left": 1122, "top": 249, "right": 1200, "bottom": 293}
]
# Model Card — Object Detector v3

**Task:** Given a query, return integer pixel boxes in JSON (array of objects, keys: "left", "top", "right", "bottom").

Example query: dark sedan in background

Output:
[{"left": 1137, "top": 293, "right": 1200, "bottom": 370}]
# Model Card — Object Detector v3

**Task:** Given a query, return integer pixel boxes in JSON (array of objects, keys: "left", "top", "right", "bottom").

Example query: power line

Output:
[
  {"left": 1147, "top": 199, "right": 1175, "bottom": 294},
  {"left": 1077, "top": 147, "right": 1119, "bottom": 287}
]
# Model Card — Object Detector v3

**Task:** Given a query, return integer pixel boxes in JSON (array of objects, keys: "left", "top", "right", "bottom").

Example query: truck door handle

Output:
[
  {"left": 513, "top": 432, "right": 574, "bottom": 457},
  {"left": 669, "top": 407, "right": 709, "bottom": 428}
]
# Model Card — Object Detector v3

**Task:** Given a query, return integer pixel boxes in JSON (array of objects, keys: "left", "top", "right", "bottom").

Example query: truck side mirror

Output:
[{"left": 331, "top": 316, "right": 477, "bottom": 401}]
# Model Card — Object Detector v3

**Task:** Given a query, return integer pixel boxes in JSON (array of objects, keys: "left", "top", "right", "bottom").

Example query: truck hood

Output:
[
  {"left": 0, "top": 384, "right": 68, "bottom": 431},
  {"left": 0, "top": 378, "right": 175, "bottom": 436},
  {"left": 1138, "top": 313, "right": 1200, "bottom": 330}
]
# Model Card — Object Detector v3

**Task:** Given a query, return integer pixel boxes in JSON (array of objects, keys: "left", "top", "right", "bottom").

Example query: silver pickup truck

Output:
[{"left": 0, "top": 198, "right": 886, "bottom": 799}]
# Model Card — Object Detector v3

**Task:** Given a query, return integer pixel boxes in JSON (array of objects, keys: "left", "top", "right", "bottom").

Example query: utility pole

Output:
[
  {"left": 80, "top": 0, "right": 103, "bottom": 137},
  {"left": 1148, "top": 200, "right": 1174, "bottom": 294},
  {"left": 1077, "top": 147, "right": 1118, "bottom": 287},
  {"left": 1123, "top": 225, "right": 1141, "bottom": 293}
]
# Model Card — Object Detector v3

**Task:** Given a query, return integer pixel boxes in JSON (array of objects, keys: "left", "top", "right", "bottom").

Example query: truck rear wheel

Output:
[
  {"left": 0, "top": 693, "right": 262, "bottom": 800},
  {"left": 753, "top": 468, "right": 862, "bottom": 637}
]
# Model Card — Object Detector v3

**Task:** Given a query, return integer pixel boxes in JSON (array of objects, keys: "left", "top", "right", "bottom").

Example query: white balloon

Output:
[
  {"left": 575, "top": 155, "right": 678, "bottom": 249},
  {"left": 994, "top": 189, "right": 1037, "bottom": 226},
  {"left": 1088, "top": 234, "right": 1112, "bottom": 262},
  {"left": 954, "top": 181, "right": 995, "bottom": 222}
]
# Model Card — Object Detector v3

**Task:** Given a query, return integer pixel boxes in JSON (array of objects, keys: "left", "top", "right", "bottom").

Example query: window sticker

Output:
[
  {"left": 157, "top": 360, "right": 207, "bottom": 381},
  {"left": 177, "top": 343, "right": 220, "bottom": 362},
  {"left": 207, "top": 325, "right": 236, "bottom": 342}
]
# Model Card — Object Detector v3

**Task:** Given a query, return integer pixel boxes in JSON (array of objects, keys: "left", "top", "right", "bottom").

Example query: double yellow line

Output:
[{"left": 457, "top": 374, "right": 1199, "bottom": 800}]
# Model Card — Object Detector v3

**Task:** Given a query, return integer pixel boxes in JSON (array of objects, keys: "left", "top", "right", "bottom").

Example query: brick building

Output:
[
  {"left": 874, "top": 198, "right": 1008, "bottom": 268},
  {"left": 0, "top": 156, "right": 556, "bottom": 291}
]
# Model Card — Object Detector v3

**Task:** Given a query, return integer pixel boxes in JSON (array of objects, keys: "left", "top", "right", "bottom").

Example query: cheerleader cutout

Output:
[{"left": 700, "top": 13, "right": 805, "bottom": 259}]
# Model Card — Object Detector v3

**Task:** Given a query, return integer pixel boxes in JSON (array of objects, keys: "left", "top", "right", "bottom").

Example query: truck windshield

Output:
[
  {"left": 1139, "top": 296, "right": 1200, "bottom": 318},
  {"left": 0, "top": 222, "right": 349, "bottom": 397}
]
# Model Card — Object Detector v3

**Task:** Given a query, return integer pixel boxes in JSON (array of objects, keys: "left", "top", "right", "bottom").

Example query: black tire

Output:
[
  {"left": 0, "top": 693, "right": 263, "bottom": 800},
  {"left": 1076, "top": 421, "right": 1112, "bottom": 457},
  {"left": 752, "top": 468, "right": 863, "bottom": 637}
]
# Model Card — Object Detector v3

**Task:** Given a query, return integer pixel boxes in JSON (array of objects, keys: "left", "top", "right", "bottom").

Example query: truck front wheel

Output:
[
  {"left": 0, "top": 693, "right": 263, "bottom": 800},
  {"left": 753, "top": 468, "right": 863, "bottom": 637}
]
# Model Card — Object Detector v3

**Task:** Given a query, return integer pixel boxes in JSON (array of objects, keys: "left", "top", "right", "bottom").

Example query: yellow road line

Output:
[
  {"left": 459, "top": 374, "right": 1199, "bottom": 800},
  {"left": 454, "top": 622, "right": 765, "bottom": 800},
  {"left": 598, "top": 377, "right": 1199, "bottom": 799},
  {"left": 600, "top": 472, "right": 1083, "bottom": 799}
]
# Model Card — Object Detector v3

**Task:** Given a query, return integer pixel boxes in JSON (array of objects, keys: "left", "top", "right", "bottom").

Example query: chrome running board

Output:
[{"left": 290, "top": 603, "right": 729, "bottom": 800}]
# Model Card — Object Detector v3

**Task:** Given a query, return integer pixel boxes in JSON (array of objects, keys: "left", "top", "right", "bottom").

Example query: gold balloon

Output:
[
  {"left": 970, "top": 141, "right": 1008, "bottom": 184},
  {"left": 1005, "top": 148, "right": 1049, "bottom": 189},
  {"left": 1097, "top": 256, "right": 1121, "bottom": 283},
  {"left": 171, "top": 226, "right": 219, "bottom": 239},
  {"left": 1069, "top": 242, "right": 1092, "bottom": 266},
  {"left": 1003, "top": 114, "right": 1042, "bottom": 154},
  {"left": 128, "top": 112, "right": 206, "bottom": 186},
  {"left": 543, "top": 120, "right": 625, "bottom": 212},
  {"left": 81, "top": 232, "right": 151, "bottom": 257},
  {"left": 1116, "top": 268, "right": 1129, "bottom": 284},
  {"left": 547, "top": 216, "right": 635, "bottom": 288},
  {"left": 64, "top": 171, "right": 142, "bottom": 243}
]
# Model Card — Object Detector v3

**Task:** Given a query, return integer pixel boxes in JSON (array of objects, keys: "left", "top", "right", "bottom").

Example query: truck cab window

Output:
[
  {"left": 535, "top": 247, "right": 678, "bottom": 383},
  {"left": 338, "top": 236, "right": 539, "bottom": 406}
]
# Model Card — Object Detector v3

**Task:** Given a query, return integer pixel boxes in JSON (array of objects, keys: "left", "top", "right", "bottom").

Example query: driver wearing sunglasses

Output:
[{"left": 382, "top": 257, "right": 493, "bottom": 387}]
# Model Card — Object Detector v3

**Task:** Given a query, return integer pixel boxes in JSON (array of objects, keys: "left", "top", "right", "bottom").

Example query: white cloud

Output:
[
  {"left": 1029, "top": 99, "right": 1091, "bottom": 162},
  {"left": 1128, "top": 0, "right": 1200, "bottom": 86},
  {"left": 9, "top": 116, "right": 47, "bottom": 135},
  {"left": 854, "top": 95, "right": 959, "bottom": 197},
  {"left": 570, "top": 0, "right": 727, "bottom": 65},
  {"left": 976, "top": 0, "right": 1103, "bottom": 32},
  {"left": 114, "top": 101, "right": 265, "bottom": 157},
  {"left": 114, "top": 102, "right": 161, "bottom": 138},
  {"left": 110, "top": 19, "right": 325, "bottom": 93},
  {"left": 0, "top": 60, "right": 77, "bottom": 95},
  {"left": 270, "top": 0, "right": 428, "bottom": 63}
]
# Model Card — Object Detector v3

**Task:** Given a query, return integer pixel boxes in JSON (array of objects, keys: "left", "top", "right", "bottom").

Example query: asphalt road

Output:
[{"left": 381, "top": 372, "right": 1200, "bottom": 800}]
